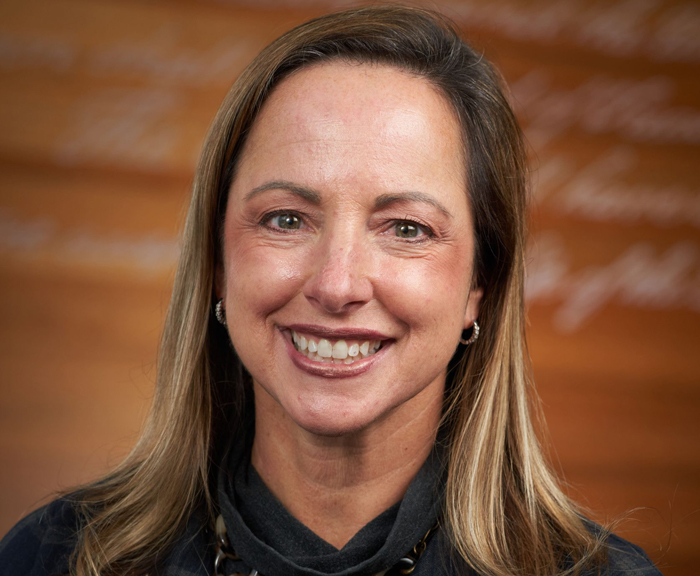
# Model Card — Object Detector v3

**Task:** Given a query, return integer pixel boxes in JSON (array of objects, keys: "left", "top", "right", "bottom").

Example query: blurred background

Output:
[{"left": 0, "top": 0, "right": 698, "bottom": 573}]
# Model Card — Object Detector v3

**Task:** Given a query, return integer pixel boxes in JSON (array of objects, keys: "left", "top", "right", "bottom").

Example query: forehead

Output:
[
  {"left": 272, "top": 61, "right": 452, "bottom": 119},
  {"left": 234, "top": 61, "right": 467, "bottom": 209}
]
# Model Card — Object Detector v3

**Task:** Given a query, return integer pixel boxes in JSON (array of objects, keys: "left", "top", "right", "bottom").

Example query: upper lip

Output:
[{"left": 285, "top": 324, "right": 391, "bottom": 341}]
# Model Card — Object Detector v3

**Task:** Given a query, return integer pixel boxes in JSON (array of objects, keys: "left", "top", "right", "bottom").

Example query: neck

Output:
[{"left": 250, "top": 382, "right": 443, "bottom": 549}]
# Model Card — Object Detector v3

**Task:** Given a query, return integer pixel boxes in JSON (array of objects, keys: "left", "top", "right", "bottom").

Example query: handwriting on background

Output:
[
  {"left": 87, "top": 25, "right": 253, "bottom": 87},
  {"left": 53, "top": 88, "right": 185, "bottom": 170},
  {"left": 0, "top": 33, "right": 75, "bottom": 71},
  {"left": 0, "top": 210, "right": 178, "bottom": 275},
  {"left": 0, "top": 25, "right": 253, "bottom": 86},
  {"left": 526, "top": 233, "right": 700, "bottom": 332},
  {"left": 511, "top": 71, "right": 700, "bottom": 148},
  {"left": 535, "top": 147, "right": 700, "bottom": 229},
  {"left": 446, "top": 0, "right": 700, "bottom": 63}
]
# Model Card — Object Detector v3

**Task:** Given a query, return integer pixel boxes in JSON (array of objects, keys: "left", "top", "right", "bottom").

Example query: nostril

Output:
[
  {"left": 304, "top": 291, "right": 371, "bottom": 315},
  {"left": 303, "top": 275, "right": 372, "bottom": 314}
]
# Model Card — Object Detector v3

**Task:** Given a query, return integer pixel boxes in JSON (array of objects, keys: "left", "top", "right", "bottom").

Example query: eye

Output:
[
  {"left": 265, "top": 212, "right": 302, "bottom": 230},
  {"left": 395, "top": 222, "right": 419, "bottom": 238},
  {"left": 393, "top": 220, "right": 431, "bottom": 240}
]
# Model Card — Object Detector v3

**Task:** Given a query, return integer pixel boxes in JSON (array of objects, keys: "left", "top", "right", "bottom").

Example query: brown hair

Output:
[{"left": 69, "top": 6, "right": 605, "bottom": 575}]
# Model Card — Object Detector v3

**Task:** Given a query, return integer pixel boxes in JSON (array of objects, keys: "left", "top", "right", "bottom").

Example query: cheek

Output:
[
  {"left": 376, "top": 248, "right": 472, "bottom": 332},
  {"left": 224, "top": 236, "right": 307, "bottom": 324}
]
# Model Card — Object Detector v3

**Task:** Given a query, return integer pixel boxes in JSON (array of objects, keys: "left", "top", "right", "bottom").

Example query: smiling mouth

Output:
[{"left": 291, "top": 329, "right": 384, "bottom": 365}]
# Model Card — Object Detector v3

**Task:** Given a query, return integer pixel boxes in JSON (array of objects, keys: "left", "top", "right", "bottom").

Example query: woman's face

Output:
[{"left": 221, "top": 62, "right": 481, "bottom": 436}]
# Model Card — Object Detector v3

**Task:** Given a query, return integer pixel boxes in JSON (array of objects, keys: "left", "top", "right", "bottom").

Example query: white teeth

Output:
[
  {"left": 317, "top": 339, "right": 333, "bottom": 358},
  {"left": 290, "top": 330, "right": 384, "bottom": 365},
  {"left": 332, "top": 340, "right": 348, "bottom": 359}
]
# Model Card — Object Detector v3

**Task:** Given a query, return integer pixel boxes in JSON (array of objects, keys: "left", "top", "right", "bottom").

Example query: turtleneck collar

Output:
[{"left": 216, "top": 427, "right": 445, "bottom": 576}]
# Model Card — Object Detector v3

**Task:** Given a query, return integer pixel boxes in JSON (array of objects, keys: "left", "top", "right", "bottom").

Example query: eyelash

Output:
[{"left": 259, "top": 211, "right": 435, "bottom": 242}]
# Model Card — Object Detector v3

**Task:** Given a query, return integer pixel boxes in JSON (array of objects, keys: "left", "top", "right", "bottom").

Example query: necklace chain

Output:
[{"left": 213, "top": 514, "right": 437, "bottom": 576}]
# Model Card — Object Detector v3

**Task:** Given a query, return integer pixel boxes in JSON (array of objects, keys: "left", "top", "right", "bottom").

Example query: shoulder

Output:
[
  {"left": 0, "top": 496, "right": 82, "bottom": 576},
  {"left": 0, "top": 496, "right": 214, "bottom": 576},
  {"left": 428, "top": 526, "right": 663, "bottom": 576},
  {"left": 602, "top": 532, "right": 663, "bottom": 575}
]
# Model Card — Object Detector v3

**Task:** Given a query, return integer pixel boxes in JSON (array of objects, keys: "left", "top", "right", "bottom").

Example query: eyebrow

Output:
[
  {"left": 244, "top": 181, "right": 452, "bottom": 217},
  {"left": 374, "top": 191, "right": 453, "bottom": 217},
  {"left": 244, "top": 180, "right": 322, "bottom": 204}
]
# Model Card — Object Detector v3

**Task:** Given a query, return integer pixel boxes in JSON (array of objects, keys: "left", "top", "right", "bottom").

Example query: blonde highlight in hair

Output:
[{"left": 67, "top": 6, "right": 607, "bottom": 575}]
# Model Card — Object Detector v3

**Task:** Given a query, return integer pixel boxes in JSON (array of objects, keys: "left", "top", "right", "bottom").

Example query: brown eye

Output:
[
  {"left": 395, "top": 221, "right": 419, "bottom": 238},
  {"left": 272, "top": 213, "right": 301, "bottom": 229}
]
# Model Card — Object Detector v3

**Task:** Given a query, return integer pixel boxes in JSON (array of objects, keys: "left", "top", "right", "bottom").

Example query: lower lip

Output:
[{"left": 281, "top": 331, "right": 389, "bottom": 379}]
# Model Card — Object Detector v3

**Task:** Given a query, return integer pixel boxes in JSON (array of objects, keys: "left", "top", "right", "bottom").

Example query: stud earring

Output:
[
  {"left": 459, "top": 320, "right": 479, "bottom": 345},
  {"left": 215, "top": 299, "right": 227, "bottom": 326}
]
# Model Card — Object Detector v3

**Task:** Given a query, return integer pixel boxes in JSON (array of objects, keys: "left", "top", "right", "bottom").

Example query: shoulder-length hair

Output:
[{"left": 70, "top": 5, "right": 605, "bottom": 575}]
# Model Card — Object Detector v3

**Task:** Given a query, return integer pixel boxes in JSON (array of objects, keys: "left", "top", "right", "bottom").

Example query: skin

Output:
[{"left": 218, "top": 62, "right": 482, "bottom": 548}]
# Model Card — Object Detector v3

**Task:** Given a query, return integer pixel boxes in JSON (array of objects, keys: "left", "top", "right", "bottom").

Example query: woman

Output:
[{"left": 0, "top": 6, "right": 661, "bottom": 576}]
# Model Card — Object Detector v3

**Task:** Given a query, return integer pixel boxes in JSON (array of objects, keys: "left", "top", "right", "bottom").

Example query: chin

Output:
[{"left": 288, "top": 397, "right": 384, "bottom": 437}]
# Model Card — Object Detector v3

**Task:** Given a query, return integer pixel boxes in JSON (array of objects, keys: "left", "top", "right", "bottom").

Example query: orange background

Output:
[{"left": 0, "top": 1, "right": 698, "bottom": 574}]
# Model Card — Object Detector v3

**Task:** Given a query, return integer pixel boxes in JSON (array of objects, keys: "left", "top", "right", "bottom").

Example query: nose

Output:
[{"left": 302, "top": 230, "right": 373, "bottom": 315}]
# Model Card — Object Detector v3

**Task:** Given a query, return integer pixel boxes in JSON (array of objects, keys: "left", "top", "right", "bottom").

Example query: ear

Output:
[{"left": 463, "top": 286, "right": 483, "bottom": 330}]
